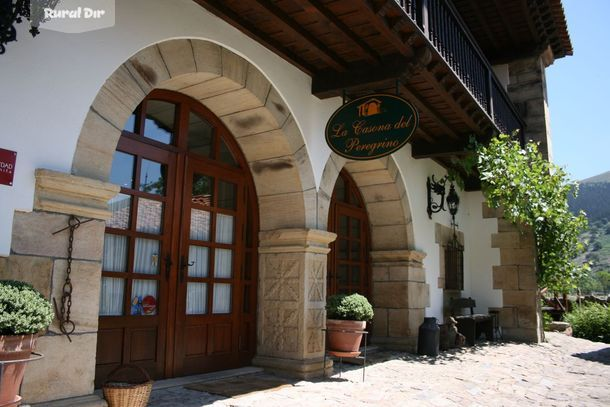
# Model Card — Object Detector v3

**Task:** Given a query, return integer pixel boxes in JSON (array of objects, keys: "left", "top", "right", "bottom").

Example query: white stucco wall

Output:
[
  {"left": 462, "top": 191, "right": 502, "bottom": 313},
  {"left": 0, "top": 0, "right": 498, "bottom": 320}
]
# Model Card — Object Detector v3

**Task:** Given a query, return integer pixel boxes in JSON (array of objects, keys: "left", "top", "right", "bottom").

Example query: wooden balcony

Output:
[{"left": 194, "top": 0, "right": 553, "bottom": 179}]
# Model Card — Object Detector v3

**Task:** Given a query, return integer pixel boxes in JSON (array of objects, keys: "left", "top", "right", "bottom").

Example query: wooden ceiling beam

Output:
[
  {"left": 194, "top": 0, "right": 317, "bottom": 75},
  {"left": 418, "top": 68, "right": 483, "bottom": 133},
  {"left": 410, "top": 138, "right": 472, "bottom": 159},
  {"left": 312, "top": 54, "right": 412, "bottom": 98},
  {"left": 399, "top": 84, "right": 459, "bottom": 141},
  {"left": 465, "top": 0, "right": 501, "bottom": 50},
  {"left": 251, "top": 0, "right": 349, "bottom": 72},
  {"left": 295, "top": 0, "right": 381, "bottom": 64},
  {"left": 492, "top": 0, "right": 519, "bottom": 44},
  {"left": 359, "top": 0, "right": 414, "bottom": 56}
]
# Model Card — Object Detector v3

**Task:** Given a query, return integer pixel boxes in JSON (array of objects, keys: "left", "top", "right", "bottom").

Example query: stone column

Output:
[
  {"left": 370, "top": 249, "right": 428, "bottom": 351},
  {"left": 0, "top": 169, "right": 119, "bottom": 403},
  {"left": 507, "top": 48, "right": 554, "bottom": 160},
  {"left": 253, "top": 228, "right": 336, "bottom": 379},
  {"left": 484, "top": 204, "right": 542, "bottom": 342}
]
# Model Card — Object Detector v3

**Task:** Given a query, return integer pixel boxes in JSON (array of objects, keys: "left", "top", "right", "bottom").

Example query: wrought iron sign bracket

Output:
[{"left": 426, "top": 175, "right": 447, "bottom": 219}]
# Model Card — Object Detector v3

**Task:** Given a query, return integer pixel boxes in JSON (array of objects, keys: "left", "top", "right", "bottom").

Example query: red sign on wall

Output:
[{"left": 0, "top": 148, "right": 17, "bottom": 186}]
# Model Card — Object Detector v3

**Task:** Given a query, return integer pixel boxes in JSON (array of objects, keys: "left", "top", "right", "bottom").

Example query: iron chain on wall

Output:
[{"left": 52, "top": 215, "right": 92, "bottom": 342}]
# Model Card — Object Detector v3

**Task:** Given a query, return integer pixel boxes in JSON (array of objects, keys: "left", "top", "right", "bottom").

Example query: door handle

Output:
[{"left": 179, "top": 256, "right": 195, "bottom": 283}]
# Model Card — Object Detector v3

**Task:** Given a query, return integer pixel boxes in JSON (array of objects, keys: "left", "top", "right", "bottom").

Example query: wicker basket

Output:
[{"left": 102, "top": 364, "right": 153, "bottom": 407}]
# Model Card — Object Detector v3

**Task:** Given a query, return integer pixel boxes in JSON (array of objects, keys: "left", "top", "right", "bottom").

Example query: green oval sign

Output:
[{"left": 325, "top": 94, "right": 418, "bottom": 160}]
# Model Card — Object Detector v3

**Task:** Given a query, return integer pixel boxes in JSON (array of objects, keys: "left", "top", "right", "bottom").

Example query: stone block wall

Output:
[
  {"left": 483, "top": 204, "right": 542, "bottom": 342},
  {"left": 0, "top": 169, "right": 118, "bottom": 403},
  {"left": 507, "top": 48, "right": 554, "bottom": 160},
  {"left": 370, "top": 250, "right": 428, "bottom": 351}
]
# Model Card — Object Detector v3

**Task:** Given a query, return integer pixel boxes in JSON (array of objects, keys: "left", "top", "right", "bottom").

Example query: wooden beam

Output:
[
  {"left": 195, "top": 0, "right": 317, "bottom": 75},
  {"left": 295, "top": 0, "right": 381, "bottom": 64},
  {"left": 418, "top": 68, "right": 483, "bottom": 133},
  {"left": 411, "top": 139, "right": 472, "bottom": 159},
  {"left": 251, "top": 0, "right": 348, "bottom": 72},
  {"left": 399, "top": 84, "right": 459, "bottom": 140},
  {"left": 312, "top": 54, "right": 412, "bottom": 98},
  {"left": 492, "top": 0, "right": 519, "bottom": 44},
  {"left": 465, "top": 0, "right": 501, "bottom": 50},
  {"left": 359, "top": 0, "right": 414, "bottom": 56}
]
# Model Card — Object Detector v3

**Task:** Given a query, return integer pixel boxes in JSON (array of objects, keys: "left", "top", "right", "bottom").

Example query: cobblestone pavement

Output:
[{"left": 148, "top": 333, "right": 610, "bottom": 406}]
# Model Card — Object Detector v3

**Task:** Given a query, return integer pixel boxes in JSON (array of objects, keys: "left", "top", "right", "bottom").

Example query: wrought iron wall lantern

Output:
[{"left": 426, "top": 175, "right": 460, "bottom": 221}]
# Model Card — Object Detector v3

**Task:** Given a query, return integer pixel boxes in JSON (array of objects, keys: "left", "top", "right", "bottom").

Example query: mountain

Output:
[
  {"left": 581, "top": 171, "right": 610, "bottom": 184},
  {"left": 569, "top": 170, "right": 610, "bottom": 294},
  {"left": 569, "top": 171, "right": 610, "bottom": 222}
]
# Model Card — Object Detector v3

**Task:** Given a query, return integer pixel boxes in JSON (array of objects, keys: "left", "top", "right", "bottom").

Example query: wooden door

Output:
[
  {"left": 172, "top": 155, "right": 245, "bottom": 375},
  {"left": 328, "top": 170, "right": 371, "bottom": 298},
  {"left": 96, "top": 136, "right": 177, "bottom": 386},
  {"left": 96, "top": 90, "right": 258, "bottom": 386}
]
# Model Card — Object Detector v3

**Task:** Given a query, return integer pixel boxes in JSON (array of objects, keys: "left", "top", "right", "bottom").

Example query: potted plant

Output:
[
  {"left": 0, "top": 280, "right": 54, "bottom": 406},
  {"left": 325, "top": 293, "right": 374, "bottom": 353}
]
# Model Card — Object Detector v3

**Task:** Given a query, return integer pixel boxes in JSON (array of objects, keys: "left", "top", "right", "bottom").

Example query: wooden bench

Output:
[{"left": 449, "top": 297, "right": 494, "bottom": 346}]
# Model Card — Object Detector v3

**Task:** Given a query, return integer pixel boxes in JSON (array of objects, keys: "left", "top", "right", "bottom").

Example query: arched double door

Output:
[
  {"left": 95, "top": 90, "right": 258, "bottom": 385},
  {"left": 327, "top": 170, "right": 371, "bottom": 298}
]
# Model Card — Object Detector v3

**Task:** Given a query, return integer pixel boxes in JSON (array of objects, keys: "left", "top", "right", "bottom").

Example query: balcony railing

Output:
[{"left": 396, "top": 0, "right": 525, "bottom": 137}]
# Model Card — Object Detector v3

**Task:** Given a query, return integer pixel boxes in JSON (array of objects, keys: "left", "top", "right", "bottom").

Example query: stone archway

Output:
[
  {"left": 319, "top": 153, "right": 428, "bottom": 350},
  {"left": 72, "top": 39, "right": 316, "bottom": 231}
]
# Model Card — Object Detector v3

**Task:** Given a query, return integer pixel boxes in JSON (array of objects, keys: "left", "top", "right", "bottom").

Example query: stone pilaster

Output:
[
  {"left": 0, "top": 169, "right": 118, "bottom": 403},
  {"left": 484, "top": 204, "right": 542, "bottom": 342},
  {"left": 370, "top": 249, "right": 428, "bottom": 351},
  {"left": 507, "top": 48, "right": 554, "bottom": 160},
  {"left": 253, "top": 228, "right": 336, "bottom": 379}
]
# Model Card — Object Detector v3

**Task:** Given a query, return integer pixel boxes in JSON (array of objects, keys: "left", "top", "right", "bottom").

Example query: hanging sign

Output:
[
  {"left": 0, "top": 148, "right": 17, "bottom": 186},
  {"left": 325, "top": 94, "right": 418, "bottom": 160}
]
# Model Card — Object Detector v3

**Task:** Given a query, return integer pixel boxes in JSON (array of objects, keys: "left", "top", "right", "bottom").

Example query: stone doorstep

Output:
[
  {"left": 329, "top": 345, "right": 380, "bottom": 366},
  {"left": 28, "top": 366, "right": 264, "bottom": 407}
]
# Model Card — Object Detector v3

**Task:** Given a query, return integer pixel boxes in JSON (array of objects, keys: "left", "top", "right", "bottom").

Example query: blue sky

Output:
[{"left": 546, "top": 0, "right": 610, "bottom": 181}]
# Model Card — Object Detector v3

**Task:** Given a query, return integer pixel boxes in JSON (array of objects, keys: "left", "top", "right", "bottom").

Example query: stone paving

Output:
[{"left": 148, "top": 332, "right": 610, "bottom": 406}]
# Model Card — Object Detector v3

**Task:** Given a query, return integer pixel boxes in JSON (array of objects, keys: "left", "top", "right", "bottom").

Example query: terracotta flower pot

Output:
[
  {"left": 0, "top": 334, "right": 36, "bottom": 407},
  {"left": 326, "top": 319, "right": 366, "bottom": 353}
]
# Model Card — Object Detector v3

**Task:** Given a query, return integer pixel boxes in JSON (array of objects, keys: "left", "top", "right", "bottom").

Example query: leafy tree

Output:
[{"left": 473, "top": 134, "right": 588, "bottom": 292}]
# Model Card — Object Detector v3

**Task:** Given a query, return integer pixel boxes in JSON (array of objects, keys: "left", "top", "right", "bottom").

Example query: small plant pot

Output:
[
  {"left": 326, "top": 319, "right": 366, "bottom": 353},
  {"left": 0, "top": 334, "right": 37, "bottom": 407}
]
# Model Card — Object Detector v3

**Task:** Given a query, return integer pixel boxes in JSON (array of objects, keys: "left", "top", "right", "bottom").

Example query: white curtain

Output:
[
  {"left": 215, "top": 214, "right": 234, "bottom": 244},
  {"left": 99, "top": 277, "right": 125, "bottom": 316},
  {"left": 213, "top": 283, "right": 231, "bottom": 314},
  {"left": 103, "top": 234, "right": 128, "bottom": 272},
  {"left": 214, "top": 249, "right": 232, "bottom": 278},
  {"left": 188, "top": 245, "right": 209, "bottom": 277},
  {"left": 190, "top": 209, "right": 211, "bottom": 241},
  {"left": 134, "top": 238, "right": 159, "bottom": 275},
  {"left": 186, "top": 283, "right": 207, "bottom": 314}
]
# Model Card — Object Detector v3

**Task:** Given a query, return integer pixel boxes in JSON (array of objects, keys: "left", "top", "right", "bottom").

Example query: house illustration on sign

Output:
[{"left": 357, "top": 98, "right": 382, "bottom": 117}]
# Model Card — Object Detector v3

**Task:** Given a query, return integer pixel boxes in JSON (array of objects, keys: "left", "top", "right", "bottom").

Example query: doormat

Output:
[{"left": 184, "top": 375, "right": 294, "bottom": 398}]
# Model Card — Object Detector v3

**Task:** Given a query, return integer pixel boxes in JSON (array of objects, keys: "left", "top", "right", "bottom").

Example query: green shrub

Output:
[
  {"left": 326, "top": 293, "right": 374, "bottom": 321},
  {"left": 0, "top": 280, "right": 54, "bottom": 335},
  {"left": 564, "top": 303, "right": 610, "bottom": 343}
]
